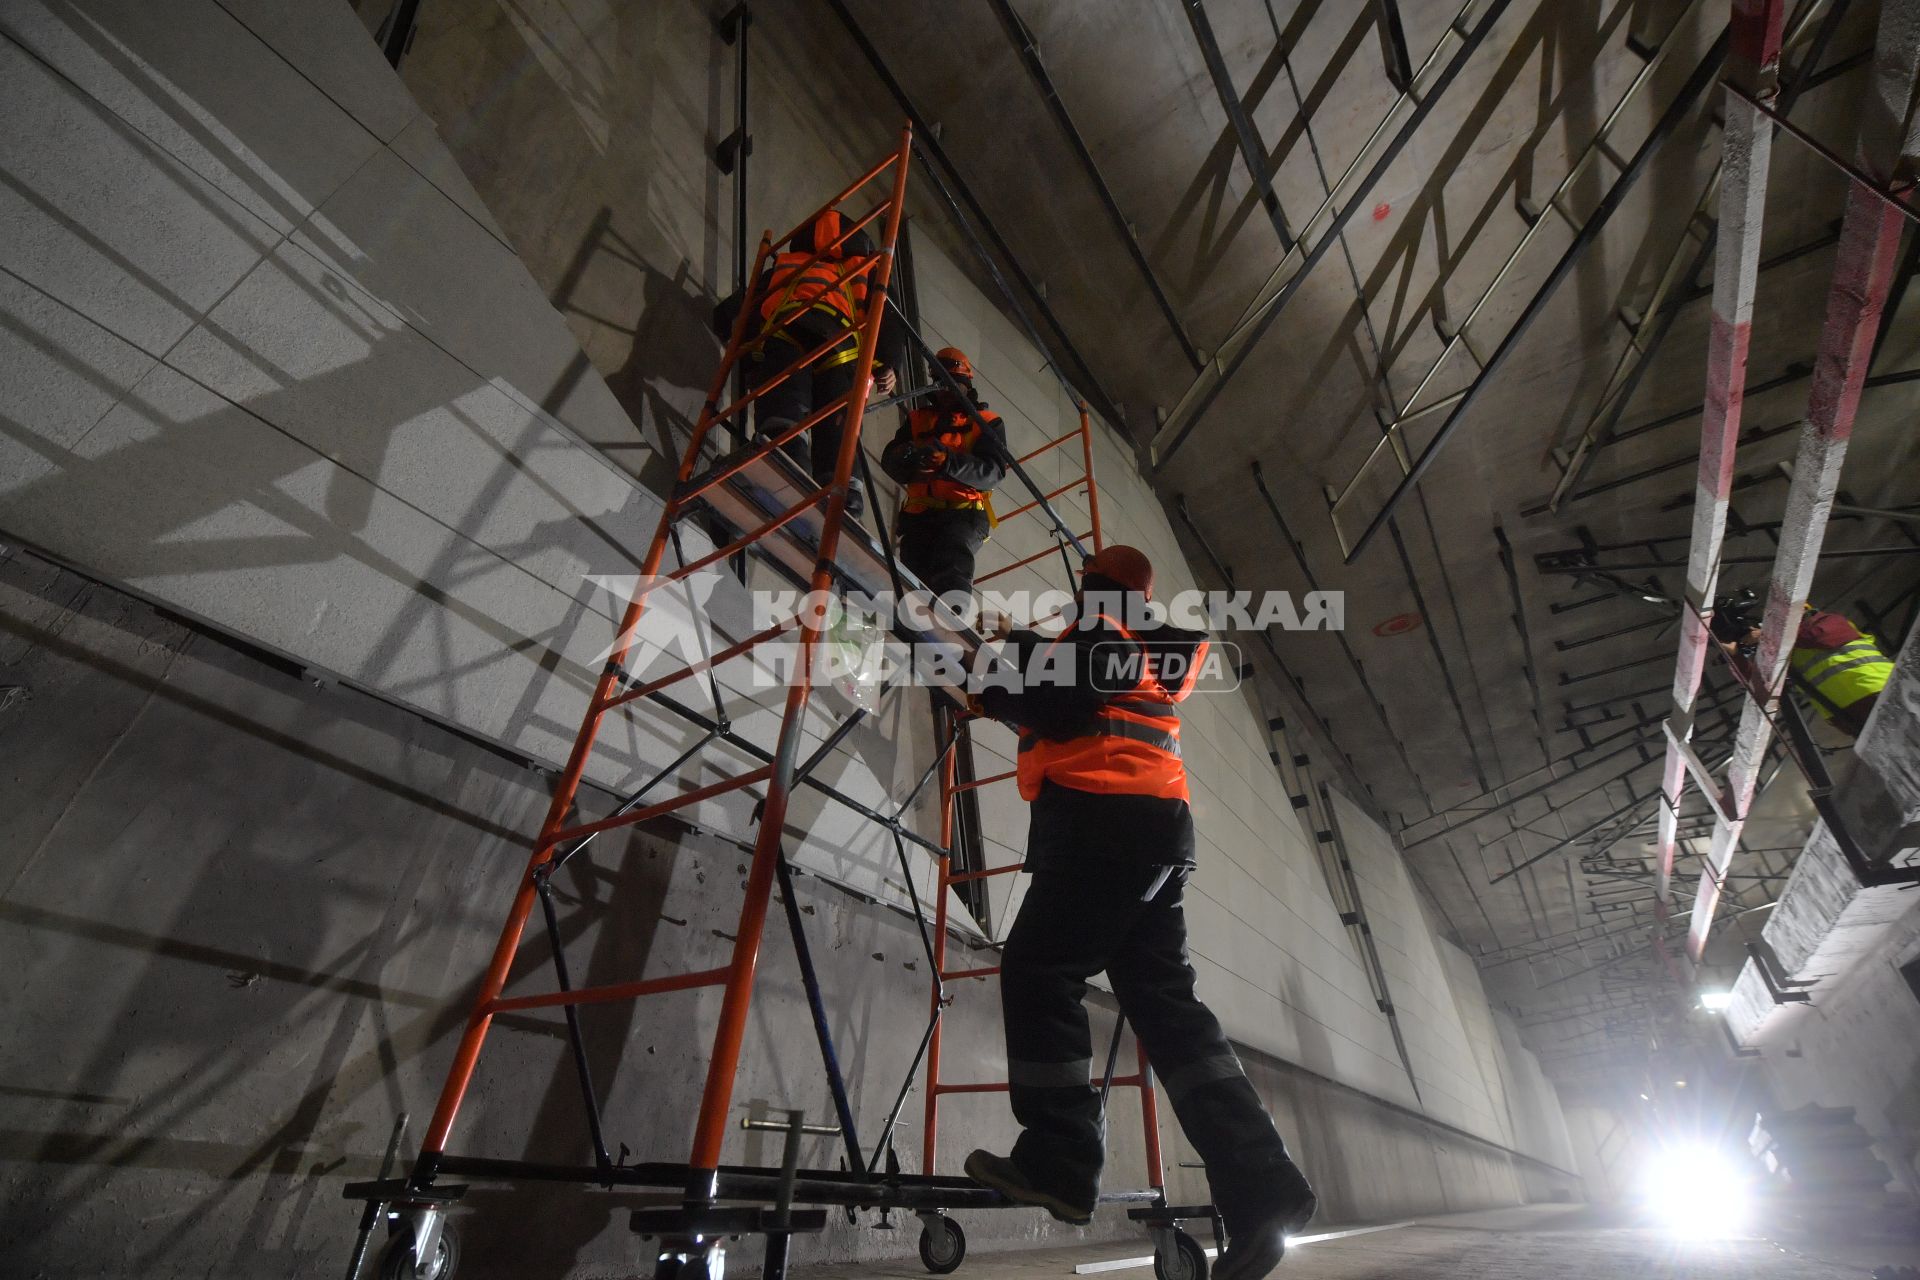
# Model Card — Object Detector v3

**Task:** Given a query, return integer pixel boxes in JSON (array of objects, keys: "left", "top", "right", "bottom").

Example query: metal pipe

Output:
[
  {"left": 990, "top": 0, "right": 1201, "bottom": 369},
  {"left": 773, "top": 853, "right": 865, "bottom": 1172},
  {"left": 1372, "top": 0, "right": 1415, "bottom": 91},
  {"left": 1538, "top": 543, "right": 1920, "bottom": 573},
  {"left": 1728, "top": 83, "right": 1920, "bottom": 225},
  {"left": 1340, "top": 36, "right": 1730, "bottom": 562},
  {"left": 531, "top": 870, "right": 614, "bottom": 1170},
  {"left": 723, "top": 5, "right": 751, "bottom": 303}
]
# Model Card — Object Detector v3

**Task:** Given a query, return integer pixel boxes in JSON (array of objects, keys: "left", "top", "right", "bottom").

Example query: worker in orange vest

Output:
[
  {"left": 744, "top": 210, "right": 899, "bottom": 517},
  {"left": 965, "top": 545, "right": 1316, "bottom": 1280},
  {"left": 879, "top": 347, "right": 1007, "bottom": 600}
]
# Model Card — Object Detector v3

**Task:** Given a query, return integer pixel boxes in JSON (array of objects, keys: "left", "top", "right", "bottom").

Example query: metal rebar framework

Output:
[
  {"left": 1544, "top": 0, "right": 1854, "bottom": 511},
  {"left": 1328, "top": 13, "right": 1730, "bottom": 561},
  {"left": 1148, "top": 0, "right": 1517, "bottom": 471}
]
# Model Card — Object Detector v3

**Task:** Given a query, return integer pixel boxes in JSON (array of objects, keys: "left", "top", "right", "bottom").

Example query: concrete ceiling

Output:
[{"left": 834, "top": 0, "right": 1920, "bottom": 1076}]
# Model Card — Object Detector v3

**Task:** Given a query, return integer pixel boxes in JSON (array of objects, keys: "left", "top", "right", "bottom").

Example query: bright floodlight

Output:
[
  {"left": 1699, "top": 991, "right": 1734, "bottom": 1011},
  {"left": 1640, "top": 1142, "right": 1751, "bottom": 1238}
]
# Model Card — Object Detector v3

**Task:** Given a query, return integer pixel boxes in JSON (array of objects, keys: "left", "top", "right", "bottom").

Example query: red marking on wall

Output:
[
  {"left": 1372, "top": 613, "right": 1422, "bottom": 637},
  {"left": 1371, "top": 202, "right": 1392, "bottom": 222}
]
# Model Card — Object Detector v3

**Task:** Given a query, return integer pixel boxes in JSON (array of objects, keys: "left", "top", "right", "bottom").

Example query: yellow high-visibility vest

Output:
[{"left": 1789, "top": 635, "right": 1893, "bottom": 719}]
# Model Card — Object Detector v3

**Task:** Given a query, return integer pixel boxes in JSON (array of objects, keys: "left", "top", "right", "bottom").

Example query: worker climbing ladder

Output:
[
  {"left": 340, "top": 126, "right": 1218, "bottom": 1280},
  {"left": 909, "top": 410, "right": 1223, "bottom": 1277}
]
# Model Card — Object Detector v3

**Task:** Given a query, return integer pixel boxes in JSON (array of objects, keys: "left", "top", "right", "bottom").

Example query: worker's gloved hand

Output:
[{"left": 901, "top": 444, "right": 945, "bottom": 475}]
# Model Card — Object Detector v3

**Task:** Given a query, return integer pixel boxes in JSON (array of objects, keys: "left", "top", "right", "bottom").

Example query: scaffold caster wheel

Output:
[
  {"left": 653, "top": 1240, "right": 724, "bottom": 1279},
  {"left": 1153, "top": 1229, "right": 1207, "bottom": 1280},
  {"left": 917, "top": 1214, "right": 966, "bottom": 1274},
  {"left": 377, "top": 1223, "right": 458, "bottom": 1280}
]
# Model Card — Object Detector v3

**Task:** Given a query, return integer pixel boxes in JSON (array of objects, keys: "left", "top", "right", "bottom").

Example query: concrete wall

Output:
[
  {"left": 0, "top": 2, "right": 1581, "bottom": 1274},
  {"left": 1559, "top": 1102, "right": 1646, "bottom": 1203},
  {"left": 1329, "top": 786, "right": 1576, "bottom": 1172}
]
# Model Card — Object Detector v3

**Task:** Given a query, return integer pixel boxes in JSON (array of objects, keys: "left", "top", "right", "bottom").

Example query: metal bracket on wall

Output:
[
  {"left": 715, "top": 6, "right": 753, "bottom": 176},
  {"left": 375, "top": 0, "right": 424, "bottom": 68},
  {"left": 1745, "top": 939, "right": 1814, "bottom": 1005}
]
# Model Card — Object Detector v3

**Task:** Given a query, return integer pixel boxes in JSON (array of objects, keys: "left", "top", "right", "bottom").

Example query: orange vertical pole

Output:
[
  {"left": 685, "top": 126, "right": 914, "bottom": 1191},
  {"left": 1135, "top": 1041, "right": 1165, "bottom": 1191},
  {"left": 923, "top": 704, "right": 958, "bottom": 1174},
  {"left": 1077, "top": 402, "right": 1104, "bottom": 554}
]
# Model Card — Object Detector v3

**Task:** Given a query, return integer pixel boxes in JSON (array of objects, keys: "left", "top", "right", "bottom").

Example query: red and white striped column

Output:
[
  {"left": 1685, "top": 0, "right": 1920, "bottom": 959},
  {"left": 1654, "top": 0, "right": 1786, "bottom": 914}
]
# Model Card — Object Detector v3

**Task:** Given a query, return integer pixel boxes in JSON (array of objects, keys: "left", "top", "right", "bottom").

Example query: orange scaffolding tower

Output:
[{"left": 342, "top": 126, "right": 1217, "bottom": 1280}]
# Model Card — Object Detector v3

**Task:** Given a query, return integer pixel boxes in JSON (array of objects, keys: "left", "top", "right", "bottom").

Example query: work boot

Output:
[
  {"left": 963, "top": 1149, "right": 1095, "bottom": 1226},
  {"left": 1213, "top": 1165, "right": 1316, "bottom": 1280},
  {"left": 755, "top": 417, "right": 810, "bottom": 470}
]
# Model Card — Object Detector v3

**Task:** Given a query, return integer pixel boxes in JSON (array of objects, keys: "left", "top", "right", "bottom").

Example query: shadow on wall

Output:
[
  {"left": 0, "top": 582, "right": 552, "bottom": 1270},
  {"left": 553, "top": 207, "right": 728, "bottom": 498},
  {"left": 1153, "top": 0, "right": 1341, "bottom": 292}
]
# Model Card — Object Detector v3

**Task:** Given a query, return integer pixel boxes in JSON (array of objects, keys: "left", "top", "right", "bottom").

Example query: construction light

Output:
[
  {"left": 1639, "top": 1141, "right": 1752, "bottom": 1238},
  {"left": 1698, "top": 991, "right": 1734, "bottom": 1011}
]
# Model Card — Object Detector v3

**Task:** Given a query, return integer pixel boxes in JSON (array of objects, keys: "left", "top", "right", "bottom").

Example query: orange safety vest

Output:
[
  {"left": 1015, "top": 615, "right": 1204, "bottom": 803},
  {"left": 757, "top": 214, "right": 869, "bottom": 367},
  {"left": 903, "top": 407, "right": 997, "bottom": 515}
]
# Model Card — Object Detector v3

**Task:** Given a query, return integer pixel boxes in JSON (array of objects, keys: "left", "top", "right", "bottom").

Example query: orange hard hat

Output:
[
  {"left": 935, "top": 347, "right": 974, "bottom": 380},
  {"left": 809, "top": 210, "right": 843, "bottom": 256},
  {"left": 1083, "top": 544, "right": 1154, "bottom": 600}
]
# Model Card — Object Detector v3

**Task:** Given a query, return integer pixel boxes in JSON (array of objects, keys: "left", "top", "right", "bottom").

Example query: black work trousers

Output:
[
  {"left": 751, "top": 313, "right": 858, "bottom": 485},
  {"left": 898, "top": 508, "right": 990, "bottom": 599},
  {"left": 1000, "top": 865, "right": 1301, "bottom": 1231}
]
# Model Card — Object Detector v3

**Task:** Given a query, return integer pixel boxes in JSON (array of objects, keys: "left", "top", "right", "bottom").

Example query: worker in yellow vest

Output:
[
  {"left": 1787, "top": 607, "right": 1893, "bottom": 737},
  {"left": 1712, "top": 597, "right": 1894, "bottom": 737},
  {"left": 879, "top": 347, "right": 1007, "bottom": 600},
  {"left": 964, "top": 545, "right": 1316, "bottom": 1280}
]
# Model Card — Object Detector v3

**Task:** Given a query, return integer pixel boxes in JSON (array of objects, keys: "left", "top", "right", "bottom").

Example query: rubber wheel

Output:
[
  {"left": 653, "top": 1243, "right": 724, "bottom": 1279},
  {"left": 1154, "top": 1229, "right": 1208, "bottom": 1280},
  {"left": 918, "top": 1215, "right": 967, "bottom": 1274},
  {"left": 378, "top": 1223, "right": 459, "bottom": 1280}
]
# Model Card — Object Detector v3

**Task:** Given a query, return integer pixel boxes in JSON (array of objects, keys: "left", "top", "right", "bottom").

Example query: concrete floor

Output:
[{"left": 788, "top": 1205, "right": 1920, "bottom": 1280}]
